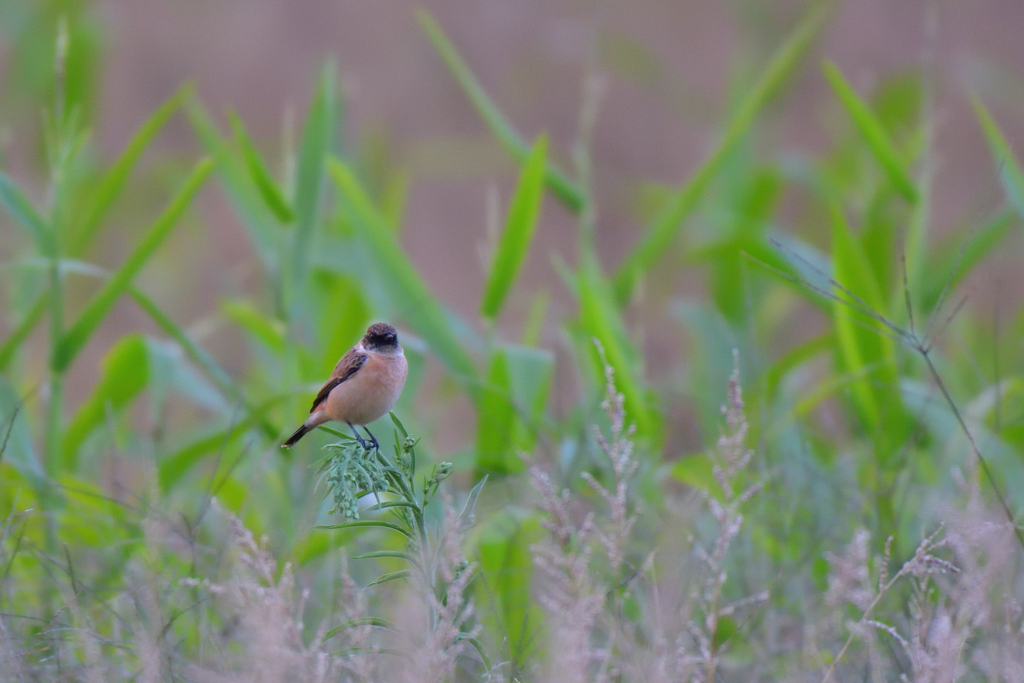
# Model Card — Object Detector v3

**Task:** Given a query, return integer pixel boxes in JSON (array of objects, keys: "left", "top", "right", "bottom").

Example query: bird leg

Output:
[
  {"left": 362, "top": 426, "right": 379, "bottom": 451},
  {"left": 346, "top": 422, "right": 369, "bottom": 450}
]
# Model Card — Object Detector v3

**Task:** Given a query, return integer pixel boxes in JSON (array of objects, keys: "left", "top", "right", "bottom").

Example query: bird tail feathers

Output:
[{"left": 282, "top": 423, "right": 313, "bottom": 448}]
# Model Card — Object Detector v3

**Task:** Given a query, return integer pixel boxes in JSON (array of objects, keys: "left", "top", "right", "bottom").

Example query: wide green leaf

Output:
[
  {"left": 62, "top": 335, "right": 149, "bottom": 470},
  {"left": 480, "top": 134, "right": 547, "bottom": 319},
  {"left": 417, "top": 9, "right": 583, "bottom": 213},
  {"left": 475, "top": 348, "right": 518, "bottom": 476},
  {"left": 55, "top": 157, "right": 214, "bottom": 371},
  {"left": 612, "top": 0, "right": 831, "bottom": 303},
  {"left": 823, "top": 61, "right": 918, "bottom": 202}
]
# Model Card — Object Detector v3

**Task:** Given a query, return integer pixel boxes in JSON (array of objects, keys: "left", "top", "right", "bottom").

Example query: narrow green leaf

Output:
[
  {"left": 292, "top": 61, "right": 339, "bottom": 290},
  {"left": 973, "top": 97, "right": 1024, "bottom": 221},
  {"left": 389, "top": 411, "right": 409, "bottom": 439},
  {"left": 367, "top": 499, "right": 419, "bottom": 512},
  {"left": 366, "top": 569, "right": 413, "bottom": 587},
  {"left": 187, "top": 98, "right": 280, "bottom": 270},
  {"left": 322, "top": 617, "right": 391, "bottom": 642},
  {"left": 762, "top": 332, "right": 833, "bottom": 401},
  {"left": 613, "top": 1, "right": 831, "bottom": 303},
  {"left": 454, "top": 633, "right": 493, "bottom": 672},
  {"left": 670, "top": 453, "right": 724, "bottom": 499},
  {"left": 55, "top": 157, "right": 214, "bottom": 371},
  {"left": 127, "top": 286, "right": 277, "bottom": 440},
  {"left": 62, "top": 335, "right": 149, "bottom": 471},
  {"left": 352, "top": 550, "right": 416, "bottom": 563},
  {"left": 221, "top": 299, "right": 287, "bottom": 352},
  {"left": 480, "top": 135, "right": 547, "bottom": 318},
  {"left": 316, "top": 519, "right": 413, "bottom": 539},
  {"left": 0, "top": 291, "right": 49, "bottom": 372},
  {"left": 923, "top": 209, "right": 1017, "bottom": 310},
  {"left": 72, "top": 83, "right": 194, "bottom": 254},
  {"left": 328, "top": 159, "right": 478, "bottom": 386},
  {"left": 458, "top": 474, "right": 487, "bottom": 527},
  {"left": 579, "top": 254, "right": 655, "bottom": 440},
  {"left": 505, "top": 344, "right": 553, "bottom": 451},
  {"left": 228, "top": 111, "right": 295, "bottom": 224},
  {"left": 823, "top": 61, "right": 917, "bottom": 202},
  {"left": 417, "top": 10, "right": 583, "bottom": 212},
  {"left": 157, "top": 399, "right": 282, "bottom": 491},
  {"left": 0, "top": 172, "right": 49, "bottom": 251},
  {"left": 828, "top": 203, "right": 902, "bottom": 446}
]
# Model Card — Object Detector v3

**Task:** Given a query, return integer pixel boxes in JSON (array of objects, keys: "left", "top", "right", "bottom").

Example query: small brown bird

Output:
[{"left": 282, "top": 322, "right": 408, "bottom": 449}]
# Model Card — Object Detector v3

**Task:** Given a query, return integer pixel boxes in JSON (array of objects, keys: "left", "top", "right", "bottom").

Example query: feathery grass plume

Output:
[
  {"left": 331, "top": 555, "right": 381, "bottom": 683},
  {"left": 821, "top": 527, "right": 956, "bottom": 682},
  {"left": 580, "top": 340, "right": 639, "bottom": 577},
  {"left": 683, "top": 350, "right": 766, "bottom": 682},
  {"left": 316, "top": 417, "right": 486, "bottom": 681},
  {"left": 385, "top": 501, "right": 480, "bottom": 683},
  {"left": 529, "top": 339, "right": 642, "bottom": 683},
  {"left": 183, "top": 501, "right": 341, "bottom": 683},
  {"left": 530, "top": 464, "right": 607, "bottom": 683}
]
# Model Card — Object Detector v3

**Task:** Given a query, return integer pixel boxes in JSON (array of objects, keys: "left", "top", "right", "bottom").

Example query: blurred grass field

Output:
[{"left": 3, "top": 1, "right": 1024, "bottom": 680}]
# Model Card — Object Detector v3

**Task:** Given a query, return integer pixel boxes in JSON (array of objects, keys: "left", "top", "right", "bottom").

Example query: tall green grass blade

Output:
[
  {"left": 291, "top": 61, "right": 339, "bottom": 290},
  {"left": 328, "top": 159, "right": 478, "bottom": 386},
  {"left": 923, "top": 209, "right": 1017, "bottom": 309},
  {"left": 157, "top": 398, "right": 283, "bottom": 491},
  {"left": 62, "top": 334, "right": 148, "bottom": 471},
  {"left": 475, "top": 512, "right": 544, "bottom": 668},
  {"left": 828, "top": 203, "right": 906, "bottom": 462},
  {"left": 222, "top": 299, "right": 287, "bottom": 353},
  {"left": 128, "top": 287, "right": 279, "bottom": 440},
  {"left": 612, "top": 1, "right": 831, "bottom": 303},
  {"left": 480, "top": 134, "right": 547, "bottom": 319},
  {"left": 0, "top": 291, "right": 48, "bottom": 372},
  {"left": 187, "top": 99, "right": 280, "bottom": 271},
  {"left": 228, "top": 111, "right": 295, "bottom": 224},
  {"left": 71, "top": 83, "right": 193, "bottom": 254},
  {"left": 0, "top": 172, "right": 49, "bottom": 251},
  {"left": 505, "top": 344, "right": 553, "bottom": 451},
  {"left": 416, "top": 9, "right": 583, "bottom": 213},
  {"left": 579, "top": 253, "right": 655, "bottom": 440},
  {"left": 55, "top": 157, "right": 214, "bottom": 372},
  {"left": 475, "top": 349, "right": 518, "bottom": 475},
  {"left": 823, "top": 61, "right": 918, "bottom": 203},
  {"left": 973, "top": 97, "right": 1024, "bottom": 221}
]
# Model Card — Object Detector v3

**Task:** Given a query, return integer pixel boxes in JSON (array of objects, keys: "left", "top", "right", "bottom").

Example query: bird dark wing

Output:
[{"left": 309, "top": 348, "right": 367, "bottom": 413}]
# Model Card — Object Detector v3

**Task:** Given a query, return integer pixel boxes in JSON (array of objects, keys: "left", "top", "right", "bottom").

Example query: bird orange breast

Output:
[{"left": 323, "top": 352, "right": 408, "bottom": 426}]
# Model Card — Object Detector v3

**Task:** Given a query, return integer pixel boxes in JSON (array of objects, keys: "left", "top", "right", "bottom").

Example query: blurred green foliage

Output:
[{"left": 2, "top": 1, "right": 1024, "bottom": 677}]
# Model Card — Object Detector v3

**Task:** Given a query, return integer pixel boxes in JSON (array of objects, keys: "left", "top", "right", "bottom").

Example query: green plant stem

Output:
[{"left": 918, "top": 348, "right": 1024, "bottom": 548}]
